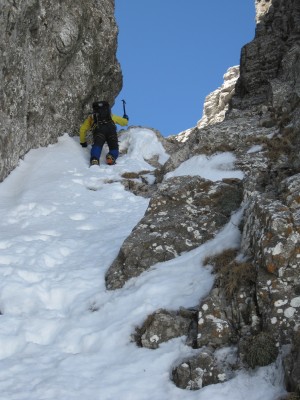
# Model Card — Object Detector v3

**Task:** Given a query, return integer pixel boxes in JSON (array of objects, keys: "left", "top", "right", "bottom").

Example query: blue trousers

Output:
[{"left": 91, "top": 122, "right": 119, "bottom": 161}]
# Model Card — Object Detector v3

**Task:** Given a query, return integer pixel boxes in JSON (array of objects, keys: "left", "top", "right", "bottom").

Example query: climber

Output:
[{"left": 80, "top": 100, "right": 129, "bottom": 166}]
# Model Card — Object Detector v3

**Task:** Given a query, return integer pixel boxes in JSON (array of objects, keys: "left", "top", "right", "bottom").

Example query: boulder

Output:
[
  {"left": 134, "top": 308, "right": 194, "bottom": 349},
  {"left": 105, "top": 176, "right": 243, "bottom": 289},
  {"left": 172, "top": 350, "right": 230, "bottom": 390}
]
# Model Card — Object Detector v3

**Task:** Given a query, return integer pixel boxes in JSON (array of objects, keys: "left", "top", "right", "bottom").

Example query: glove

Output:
[
  {"left": 80, "top": 142, "right": 87, "bottom": 148},
  {"left": 123, "top": 114, "right": 129, "bottom": 121}
]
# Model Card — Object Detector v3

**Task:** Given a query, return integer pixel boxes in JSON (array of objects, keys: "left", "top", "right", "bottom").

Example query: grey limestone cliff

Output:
[
  {"left": 175, "top": 66, "right": 240, "bottom": 143},
  {"left": 0, "top": 0, "right": 122, "bottom": 181}
]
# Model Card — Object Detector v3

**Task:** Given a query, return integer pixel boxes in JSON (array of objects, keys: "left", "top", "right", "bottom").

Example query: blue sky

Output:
[{"left": 113, "top": 1, "right": 256, "bottom": 137}]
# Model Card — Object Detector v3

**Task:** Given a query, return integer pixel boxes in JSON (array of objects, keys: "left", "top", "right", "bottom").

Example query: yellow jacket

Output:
[{"left": 80, "top": 114, "right": 128, "bottom": 144}]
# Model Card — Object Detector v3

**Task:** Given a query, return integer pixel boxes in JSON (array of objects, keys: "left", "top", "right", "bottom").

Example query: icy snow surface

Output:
[
  {"left": 165, "top": 153, "right": 244, "bottom": 181},
  {"left": 0, "top": 129, "right": 285, "bottom": 399}
]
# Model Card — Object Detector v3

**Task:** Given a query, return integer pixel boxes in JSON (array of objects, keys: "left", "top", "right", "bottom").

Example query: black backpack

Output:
[{"left": 92, "top": 101, "right": 112, "bottom": 126}]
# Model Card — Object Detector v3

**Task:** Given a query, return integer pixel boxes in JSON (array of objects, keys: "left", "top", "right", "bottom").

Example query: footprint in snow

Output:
[
  {"left": 76, "top": 224, "right": 97, "bottom": 231},
  {"left": 69, "top": 213, "right": 87, "bottom": 221},
  {"left": 85, "top": 179, "right": 104, "bottom": 191}
]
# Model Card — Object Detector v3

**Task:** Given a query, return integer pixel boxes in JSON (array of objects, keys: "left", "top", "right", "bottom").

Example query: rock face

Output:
[
  {"left": 172, "top": 350, "right": 229, "bottom": 390},
  {"left": 106, "top": 0, "right": 300, "bottom": 395},
  {"left": 197, "top": 66, "right": 240, "bottom": 130},
  {"left": 255, "top": 0, "right": 273, "bottom": 23},
  {"left": 175, "top": 66, "right": 240, "bottom": 143},
  {"left": 234, "top": 0, "right": 300, "bottom": 109},
  {"left": 105, "top": 176, "right": 242, "bottom": 290},
  {"left": 134, "top": 308, "right": 194, "bottom": 350},
  {"left": 0, "top": 0, "right": 122, "bottom": 181}
]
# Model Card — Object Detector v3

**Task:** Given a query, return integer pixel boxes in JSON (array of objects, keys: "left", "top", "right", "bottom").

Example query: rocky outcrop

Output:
[
  {"left": 105, "top": 176, "right": 243, "bottom": 290},
  {"left": 0, "top": 0, "right": 122, "bottom": 181},
  {"left": 175, "top": 66, "right": 240, "bottom": 143},
  {"left": 197, "top": 66, "right": 240, "bottom": 130},
  {"left": 255, "top": 0, "right": 273, "bottom": 23},
  {"left": 164, "top": 104, "right": 299, "bottom": 390},
  {"left": 234, "top": 0, "right": 300, "bottom": 109},
  {"left": 172, "top": 350, "right": 230, "bottom": 390},
  {"left": 134, "top": 308, "right": 195, "bottom": 349},
  {"left": 105, "top": 0, "right": 300, "bottom": 395}
]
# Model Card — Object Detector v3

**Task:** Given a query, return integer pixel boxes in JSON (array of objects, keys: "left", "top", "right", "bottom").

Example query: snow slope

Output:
[{"left": 0, "top": 128, "right": 285, "bottom": 399}]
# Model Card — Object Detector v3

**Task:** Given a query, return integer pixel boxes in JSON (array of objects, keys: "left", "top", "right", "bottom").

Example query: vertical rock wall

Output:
[
  {"left": 234, "top": 0, "right": 300, "bottom": 108},
  {"left": 0, "top": 0, "right": 122, "bottom": 181}
]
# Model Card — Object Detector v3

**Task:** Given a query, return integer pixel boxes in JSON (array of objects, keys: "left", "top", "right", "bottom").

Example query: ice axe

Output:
[{"left": 121, "top": 99, "right": 129, "bottom": 120}]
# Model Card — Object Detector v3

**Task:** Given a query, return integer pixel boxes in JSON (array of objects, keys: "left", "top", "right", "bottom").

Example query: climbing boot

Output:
[
  {"left": 106, "top": 154, "right": 116, "bottom": 165},
  {"left": 90, "top": 157, "right": 99, "bottom": 166}
]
